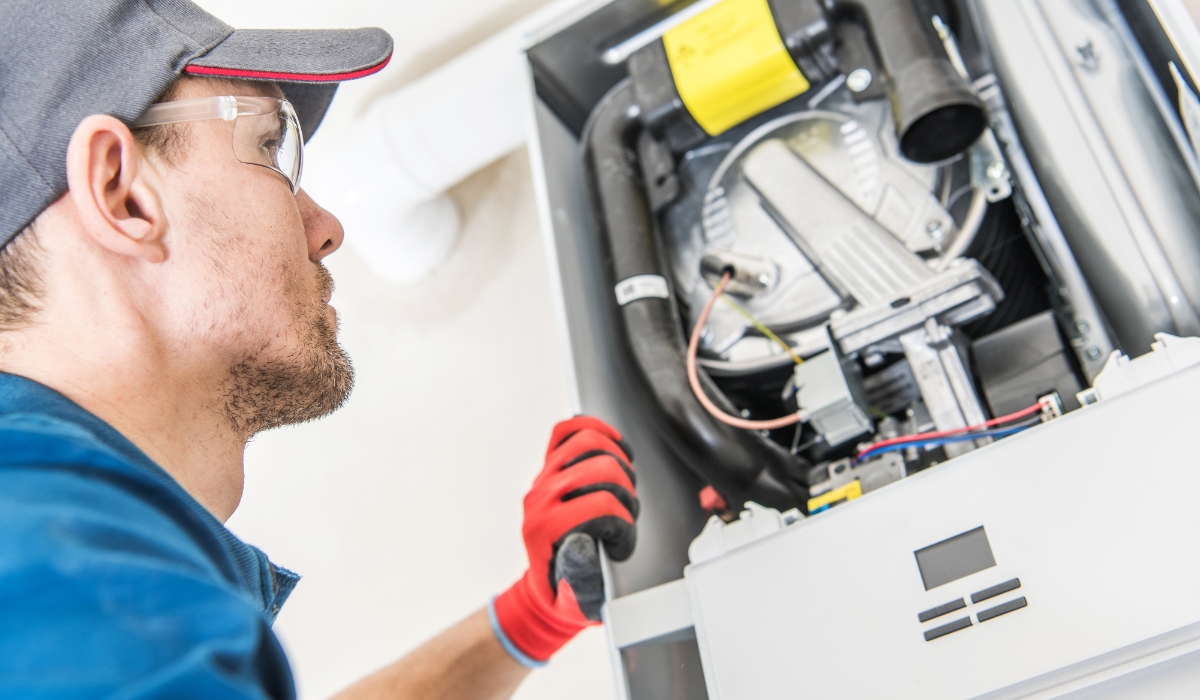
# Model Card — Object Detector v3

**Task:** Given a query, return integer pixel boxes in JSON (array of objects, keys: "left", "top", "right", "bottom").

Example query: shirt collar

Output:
[{"left": 0, "top": 371, "right": 299, "bottom": 621}]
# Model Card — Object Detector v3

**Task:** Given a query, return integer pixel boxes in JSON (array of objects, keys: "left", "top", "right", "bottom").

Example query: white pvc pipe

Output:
[{"left": 304, "top": 0, "right": 601, "bottom": 285}]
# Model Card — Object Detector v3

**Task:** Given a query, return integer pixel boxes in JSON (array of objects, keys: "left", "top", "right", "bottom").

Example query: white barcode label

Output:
[{"left": 614, "top": 275, "right": 670, "bottom": 306}]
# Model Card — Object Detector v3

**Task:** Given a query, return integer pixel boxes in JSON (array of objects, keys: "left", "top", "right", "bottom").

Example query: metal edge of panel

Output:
[
  {"left": 525, "top": 63, "right": 712, "bottom": 699},
  {"left": 523, "top": 54, "right": 584, "bottom": 416},
  {"left": 524, "top": 60, "right": 633, "bottom": 697},
  {"left": 1147, "top": 0, "right": 1200, "bottom": 83},
  {"left": 1098, "top": 0, "right": 1200, "bottom": 195}
]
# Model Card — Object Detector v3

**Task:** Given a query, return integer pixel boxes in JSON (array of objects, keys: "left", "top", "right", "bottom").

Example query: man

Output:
[{"left": 0, "top": 2, "right": 639, "bottom": 698}]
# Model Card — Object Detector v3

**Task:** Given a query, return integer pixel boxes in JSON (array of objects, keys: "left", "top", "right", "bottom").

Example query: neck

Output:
[{"left": 0, "top": 311, "right": 246, "bottom": 522}]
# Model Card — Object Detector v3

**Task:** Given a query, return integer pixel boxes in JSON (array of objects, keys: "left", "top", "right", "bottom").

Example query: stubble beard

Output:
[{"left": 223, "top": 263, "right": 355, "bottom": 438}]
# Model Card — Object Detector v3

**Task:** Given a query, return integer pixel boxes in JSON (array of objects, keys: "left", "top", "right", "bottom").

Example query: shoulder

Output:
[
  {"left": 0, "top": 414, "right": 295, "bottom": 699},
  {"left": 0, "top": 411, "right": 221, "bottom": 578}
]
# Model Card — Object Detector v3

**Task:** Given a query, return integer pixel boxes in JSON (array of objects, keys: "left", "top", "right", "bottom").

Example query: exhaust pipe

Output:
[{"left": 826, "top": 0, "right": 987, "bottom": 162}]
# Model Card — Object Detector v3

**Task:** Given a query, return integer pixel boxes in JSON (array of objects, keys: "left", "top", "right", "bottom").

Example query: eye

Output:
[{"left": 259, "top": 130, "right": 282, "bottom": 155}]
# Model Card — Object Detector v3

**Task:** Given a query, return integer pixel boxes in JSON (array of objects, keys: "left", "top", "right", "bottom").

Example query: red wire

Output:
[
  {"left": 856, "top": 402, "right": 1044, "bottom": 458},
  {"left": 687, "top": 272, "right": 806, "bottom": 431}
]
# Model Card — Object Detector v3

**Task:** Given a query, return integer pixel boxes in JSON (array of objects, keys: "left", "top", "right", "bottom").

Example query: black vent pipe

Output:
[{"left": 826, "top": 0, "right": 986, "bottom": 162}]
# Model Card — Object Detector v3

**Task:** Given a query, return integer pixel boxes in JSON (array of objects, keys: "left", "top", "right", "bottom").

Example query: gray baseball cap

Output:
[{"left": 0, "top": 0, "right": 394, "bottom": 249}]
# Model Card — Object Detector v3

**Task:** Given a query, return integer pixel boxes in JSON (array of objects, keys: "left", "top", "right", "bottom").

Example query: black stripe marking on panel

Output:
[
  {"left": 918, "top": 598, "right": 967, "bottom": 623},
  {"left": 977, "top": 597, "right": 1028, "bottom": 623},
  {"left": 971, "top": 578, "right": 1021, "bottom": 604},
  {"left": 923, "top": 616, "right": 972, "bottom": 641}
]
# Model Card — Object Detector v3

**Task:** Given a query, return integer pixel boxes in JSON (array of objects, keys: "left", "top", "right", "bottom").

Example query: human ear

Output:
[{"left": 65, "top": 115, "right": 167, "bottom": 263}]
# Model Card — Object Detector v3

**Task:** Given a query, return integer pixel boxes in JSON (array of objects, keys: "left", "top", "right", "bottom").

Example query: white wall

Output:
[{"left": 194, "top": 2, "right": 616, "bottom": 698}]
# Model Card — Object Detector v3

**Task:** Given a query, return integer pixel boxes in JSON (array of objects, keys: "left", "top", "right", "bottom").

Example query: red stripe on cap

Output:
[{"left": 184, "top": 52, "right": 391, "bottom": 82}]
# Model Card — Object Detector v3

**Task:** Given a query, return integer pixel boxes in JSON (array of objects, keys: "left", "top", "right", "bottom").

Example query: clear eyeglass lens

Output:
[{"left": 231, "top": 98, "right": 304, "bottom": 193}]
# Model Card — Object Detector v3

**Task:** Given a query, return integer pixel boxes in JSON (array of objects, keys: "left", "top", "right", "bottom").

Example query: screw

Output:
[
  {"left": 987, "top": 162, "right": 1006, "bottom": 180},
  {"left": 846, "top": 68, "right": 873, "bottom": 93},
  {"left": 1086, "top": 346, "right": 1102, "bottom": 361},
  {"left": 1076, "top": 40, "right": 1099, "bottom": 70},
  {"left": 1076, "top": 320, "right": 1090, "bottom": 334},
  {"left": 925, "top": 219, "right": 945, "bottom": 240}
]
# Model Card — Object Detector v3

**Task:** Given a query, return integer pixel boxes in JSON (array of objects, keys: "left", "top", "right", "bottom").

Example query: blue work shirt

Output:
[{"left": 0, "top": 372, "right": 298, "bottom": 699}]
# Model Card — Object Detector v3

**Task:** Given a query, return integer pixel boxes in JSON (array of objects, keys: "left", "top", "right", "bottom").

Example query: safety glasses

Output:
[{"left": 133, "top": 96, "right": 304, "bottom": 194}]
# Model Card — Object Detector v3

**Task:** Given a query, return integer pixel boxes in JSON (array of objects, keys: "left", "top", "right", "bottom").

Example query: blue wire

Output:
[{"left": 856, "top": 422, "right": 1037, "bottom": 462}]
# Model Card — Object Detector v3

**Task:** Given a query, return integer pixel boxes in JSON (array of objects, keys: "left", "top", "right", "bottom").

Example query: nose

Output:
[{"left": 297, "top": 188, "right": 345, "bottom": 262}]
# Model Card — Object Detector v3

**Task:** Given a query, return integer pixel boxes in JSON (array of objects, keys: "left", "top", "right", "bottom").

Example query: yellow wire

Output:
[{"left": 720, "top": 294, "right": 803, "bottom": 365}]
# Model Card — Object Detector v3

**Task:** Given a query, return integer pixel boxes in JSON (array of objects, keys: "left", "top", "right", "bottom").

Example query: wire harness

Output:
[
  {"left": 855, "top": 401, "right": 1048, "bottom": 462},
  {"left": 688, "top": 272, "right": 809, "bottom": 430}
]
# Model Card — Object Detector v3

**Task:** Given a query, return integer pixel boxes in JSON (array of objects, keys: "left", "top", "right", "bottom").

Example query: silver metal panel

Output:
[
  {"left": 742, "top": 138, "right": 934, "bottom": 308},
  {"left": 976, "top": 0, "right": 1200, "bottom": 355},
  {"left": 971, "top": 71, "right": 1115, "bottom": 380},
  {"left": 899, "top": 320, "right": 989, "bottom": 457}
]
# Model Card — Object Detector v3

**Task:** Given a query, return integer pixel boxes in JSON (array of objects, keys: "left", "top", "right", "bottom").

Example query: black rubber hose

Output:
[
  {"left": 582, "top": 80, "right": 809, "bottom": 512},
  {"left": 829, "top": 0, "right": 986, "bottom": 163}
]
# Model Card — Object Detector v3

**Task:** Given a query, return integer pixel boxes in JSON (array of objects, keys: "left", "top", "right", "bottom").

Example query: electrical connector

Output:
[
  {"left": 807, "top": 480, "right": 863, "bottom": 514},
  {"left": 1038, "top": 392, "right": 1063, "bottom": 421}
]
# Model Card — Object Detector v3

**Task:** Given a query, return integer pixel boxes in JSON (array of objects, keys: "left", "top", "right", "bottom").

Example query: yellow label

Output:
[
  {"left": 807, "top": 480, "right": 863, "bottom": 512},
  {"left": 663, "top": 0, "right": 810, "bottom": 136}
]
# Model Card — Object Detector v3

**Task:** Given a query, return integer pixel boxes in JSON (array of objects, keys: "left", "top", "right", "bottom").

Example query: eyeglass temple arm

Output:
[{"left": 133, "top": 95, "right": 248, "bottom": 128}]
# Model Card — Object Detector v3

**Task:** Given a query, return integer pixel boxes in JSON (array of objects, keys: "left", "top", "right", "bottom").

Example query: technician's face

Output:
[{"left": 151, "top": 77, "right": 354, "bottom": 437}]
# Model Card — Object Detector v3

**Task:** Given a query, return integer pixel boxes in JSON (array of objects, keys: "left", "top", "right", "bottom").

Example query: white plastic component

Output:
[
  {"left": 1078, "top": 333, "right": 1200, "bottom": 405},
  {"left": 303, "top": 0, "right": 596, "bottom": 285},
  {"left": 685, "top": 361, "right": 1200, "bottom": 699},
  {"left": 614, "top": 275, "right": 670, "bottom": 305},
  {"left": 687, "top": 502, "right": 802, "bottom": 566}
]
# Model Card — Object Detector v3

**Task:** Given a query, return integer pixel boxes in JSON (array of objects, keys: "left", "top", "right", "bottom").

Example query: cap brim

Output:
[
  {"left": 184, "top": 27, "right": 393, "bottom": 83},
  {"left": 182, "top": 27, "right": 393, "bottom": 142}
]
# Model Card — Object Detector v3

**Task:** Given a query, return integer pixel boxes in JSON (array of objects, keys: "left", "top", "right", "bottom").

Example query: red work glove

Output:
[{"left": 490, "top": 416, "right": 639, "bottom": 667}]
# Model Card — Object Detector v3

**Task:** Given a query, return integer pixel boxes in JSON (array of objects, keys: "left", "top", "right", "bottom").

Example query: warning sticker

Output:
[{"left": 663, "top": 0, "right": 810, "bottom": 136}]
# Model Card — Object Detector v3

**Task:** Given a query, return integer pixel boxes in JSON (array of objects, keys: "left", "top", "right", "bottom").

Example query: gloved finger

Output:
[
  {"left": 547, "top": 416, "right": 634, "bottom": 463},
  {"left": 545, "top": 429, "right": 635, "bottom": 486},
  {"left": 566, "top": 513, "right": 637, "bottom": 562},
  {"left": 564, "top": 482, "right": 640, "bottom": 521},
  {"left": 536, "top": 488, "right": 636, "bottom": 537},
  {"left": 543, "top": 452, "right": 637, "bottom": 501},
  {"left": 552, "top": 533, "right": 604, "bottom": 622}
]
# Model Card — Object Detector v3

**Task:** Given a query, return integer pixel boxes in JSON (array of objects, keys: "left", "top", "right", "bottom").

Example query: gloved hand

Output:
[{"left": 490, "top": 416, "right": 639, "bottom": 667}]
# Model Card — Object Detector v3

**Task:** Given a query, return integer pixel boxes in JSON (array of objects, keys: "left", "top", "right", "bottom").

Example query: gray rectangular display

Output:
[{"left": 915, "top": 527, "right": 997, "bottom": 590}]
